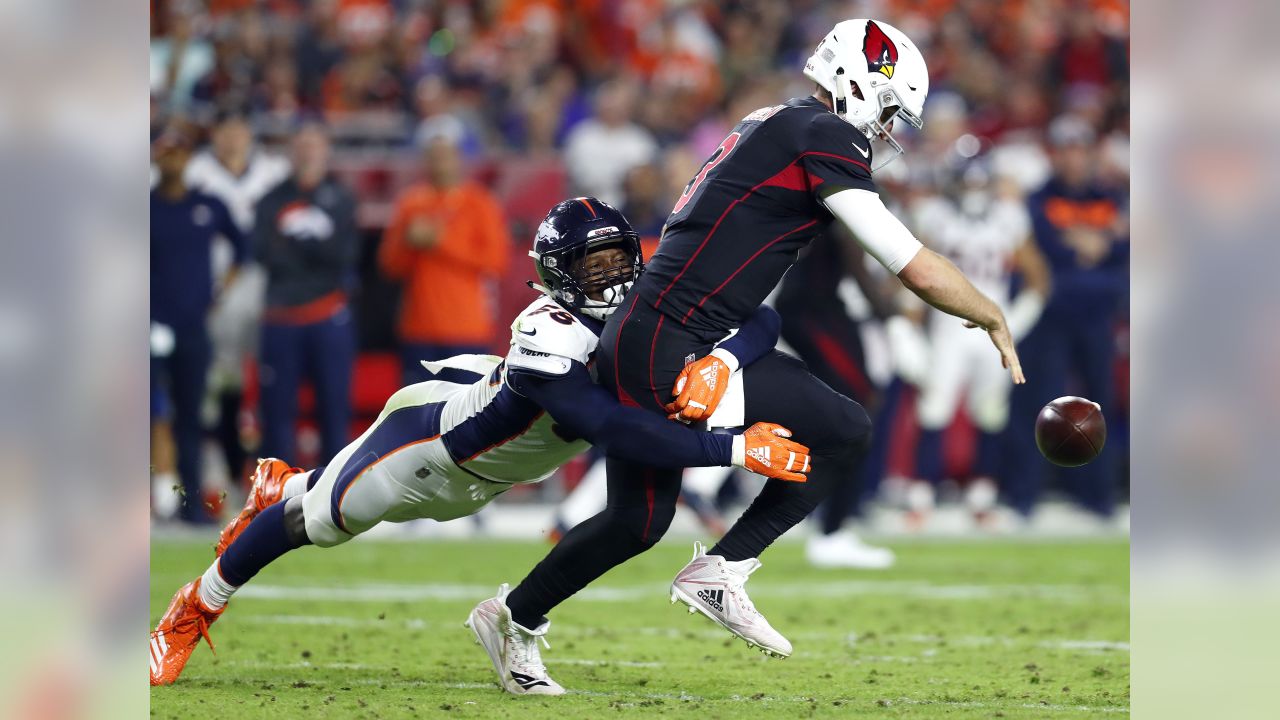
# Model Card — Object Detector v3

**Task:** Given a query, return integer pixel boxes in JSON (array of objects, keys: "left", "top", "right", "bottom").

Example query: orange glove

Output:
[
  {"left": 667, "top": 349, "right": 737, "bottom": 423},
  {"left": 732, "top": 422, "right": 811, "bottom": 482}
]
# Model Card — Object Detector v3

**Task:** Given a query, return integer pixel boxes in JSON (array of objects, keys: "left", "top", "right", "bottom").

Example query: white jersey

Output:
[
  {"left": 444, "top": 296, "right": 600, "bottom": 483},
  {"left": 911, "top": 195, "right": 1029, "bottom": 434},
  {"left": 184, "top": 149, "right": 292, "bottom": 233},
  {"left": 187, "top": 149, "right": 291, "bottom": 378},
  {"left": 301, "top": 297, "right": 600, "bottom": 546},
  {"left": 913, "top": 195, "right": 1029, "bottom": 308}
]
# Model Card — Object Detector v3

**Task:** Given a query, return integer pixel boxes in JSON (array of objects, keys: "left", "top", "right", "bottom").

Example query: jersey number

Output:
[
  {"left": 672, "top": 132, "right": 741, "bottom": 214},
  {"left": 530, "top": 304, "right": 574, "bottom": 325}
]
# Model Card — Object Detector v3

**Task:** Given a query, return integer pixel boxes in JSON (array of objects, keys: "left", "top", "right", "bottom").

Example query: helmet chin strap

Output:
[{"left": 832, "top": 67, "right": 849, "bottom": 117}]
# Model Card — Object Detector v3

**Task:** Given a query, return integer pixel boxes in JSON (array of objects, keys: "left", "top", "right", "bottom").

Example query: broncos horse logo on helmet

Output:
[{"left": 529, "top": 197, "right": 645, "bottom": 320}]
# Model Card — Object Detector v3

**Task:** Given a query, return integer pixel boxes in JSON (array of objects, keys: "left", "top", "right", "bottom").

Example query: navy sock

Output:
[
  {"left": 219, "top": 501, "right": 309, "bottom": 586},
  {"left": 915, "top": 428, "right": 944, "bottom": 484},
  {"left": 975, "top": 431, "right": 1002, "bottom": 479}
]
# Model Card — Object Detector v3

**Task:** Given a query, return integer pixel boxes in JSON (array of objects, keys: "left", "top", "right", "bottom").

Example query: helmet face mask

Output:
[
  {"left": 804, "top": 19, "right": 929, "bottom": 172},
  {"left": 561, "top": 240, "right": 642, "bottom": 320},
  {"left": 530, "top": 198, "right": 644, "bottom": 321}
]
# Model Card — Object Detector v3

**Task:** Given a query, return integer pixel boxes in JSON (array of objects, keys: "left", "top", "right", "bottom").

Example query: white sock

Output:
[
  {"left": 199, "top": 559, "right": 239, "bottom": 610},
  {"left": 282, "top": 470, "right": 311, "bottom": 499}
]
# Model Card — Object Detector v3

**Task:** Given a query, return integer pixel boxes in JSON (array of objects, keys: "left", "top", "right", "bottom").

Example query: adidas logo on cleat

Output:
[{"left": 697, "top": 588, "right": 725, "bottom": 613}]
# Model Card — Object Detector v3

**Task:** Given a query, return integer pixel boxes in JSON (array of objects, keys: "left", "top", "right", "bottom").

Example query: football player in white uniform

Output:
[
  {"left": 907, "top": 158, "right": 1051, "bottom": 521},
  {"left": 149, "top": 197, "right": 810, "bottom": 688}
]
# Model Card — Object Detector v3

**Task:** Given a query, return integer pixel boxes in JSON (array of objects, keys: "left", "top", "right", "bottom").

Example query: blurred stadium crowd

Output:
[{"left": 150, "top": 0, "right": 1129, "bottom": 530}]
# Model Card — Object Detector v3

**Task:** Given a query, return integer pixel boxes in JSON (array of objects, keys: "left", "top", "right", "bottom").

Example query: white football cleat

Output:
[
  {"left": 669, "top": 542, "right": 792, "bottom": 658},
  {"left": 805, "top": 530, "right": 896, "bottom": 569},
  {"left": 465, "top": 584, "right": 565, "bottom": 696}
]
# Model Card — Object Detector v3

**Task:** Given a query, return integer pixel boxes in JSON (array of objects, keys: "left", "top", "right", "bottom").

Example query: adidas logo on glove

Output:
[
  {"left": 698, "top": 363, "right": 720, "bottom": 392},
  {"left": 747, "top": 446, "right": 771, "bottom": 468}
]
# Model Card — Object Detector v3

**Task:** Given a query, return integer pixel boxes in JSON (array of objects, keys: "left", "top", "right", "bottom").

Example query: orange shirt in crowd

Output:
[{"left": 379, "top": 182, "right": 511, "bottom": 347}]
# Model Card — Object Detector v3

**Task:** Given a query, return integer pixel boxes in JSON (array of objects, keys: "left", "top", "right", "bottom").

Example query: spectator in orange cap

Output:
[{"left": 379, "top": 134, "right": 511, "bottom": 384}]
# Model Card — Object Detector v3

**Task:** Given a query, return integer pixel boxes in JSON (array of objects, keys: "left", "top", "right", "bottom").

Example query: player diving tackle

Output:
[
  {"left": 149, "top": 197, "right": 812, "bottom": 687},
  {"left": 473, "top": 17, "right": 1026, "bottom": 694}
]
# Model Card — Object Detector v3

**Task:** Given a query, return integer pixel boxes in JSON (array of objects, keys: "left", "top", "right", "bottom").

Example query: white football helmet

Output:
[{"left": 803, "top": 19, "right": 929, "bottom": 171}]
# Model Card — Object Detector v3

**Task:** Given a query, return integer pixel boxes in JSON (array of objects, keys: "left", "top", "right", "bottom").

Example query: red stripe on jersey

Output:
[
  {"left": 758, "top": 163, "right": 811, "bottom": 192},
  {"left": 679, "top": 219, "right": 820, "bottom": 325},
  {"left": 612, "top": 293, "right": 642, "bottom": 406},
  {"left": 803, "top": 150, "right": 871, "bottom": 172},
  {"left": 616, "top": 385, "right": 641, "bottom": 408},
  {"left": 648, "top": 314, "right": 666, "bottom": 409},
  {"left": 652, "top": 152, "right": 870, "bottom": 311}
]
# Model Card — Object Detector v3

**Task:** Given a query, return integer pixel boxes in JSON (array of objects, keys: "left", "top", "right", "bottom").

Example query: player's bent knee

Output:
[
  {"left": 301, "top": 487, "right": 356, "bottom": 548},
  {"left": 602, "top": 501, "right": 676, "bottom": 551},
  {"left": 822, "top": 397, "right": 872, "bottom": 455},
  {"left": 641, "top": 504, "right": 677, "bottom": 547}
]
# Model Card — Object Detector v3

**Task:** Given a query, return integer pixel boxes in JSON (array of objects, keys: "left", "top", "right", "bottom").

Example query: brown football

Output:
[{"left": 1034, "top": 396, "right": 1106, "bottom": 467}]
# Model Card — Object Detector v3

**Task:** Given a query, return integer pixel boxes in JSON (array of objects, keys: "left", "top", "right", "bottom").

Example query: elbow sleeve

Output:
[{"left": 822, "top": 189, "right": 923, "bottom": 275}]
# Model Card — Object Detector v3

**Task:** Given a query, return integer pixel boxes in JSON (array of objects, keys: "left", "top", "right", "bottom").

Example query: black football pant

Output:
[
  {"left": 777, "top": 304, "right": 877, "bottom": 534},
  {"left": 506, "top": 300, "right": 870, "bottom": 628}
]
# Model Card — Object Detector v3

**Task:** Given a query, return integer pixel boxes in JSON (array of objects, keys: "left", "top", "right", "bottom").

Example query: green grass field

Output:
[{"left": 150, "top": 535, "right": 1129, "bottom": 718}]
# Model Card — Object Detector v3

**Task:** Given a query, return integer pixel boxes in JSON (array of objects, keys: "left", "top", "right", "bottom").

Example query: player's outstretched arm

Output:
[
  {"left": 508, "top": 364, "right": 811, "bottom": 481},
  {"left": 668, "top": 304, "right": 781, "bottom": 423},
  {"left": 896, "top": 249, "right": 1024, "bottom": 384},
  {"left": 822, "top": 187, "right": 1025, "bottom": 384}
]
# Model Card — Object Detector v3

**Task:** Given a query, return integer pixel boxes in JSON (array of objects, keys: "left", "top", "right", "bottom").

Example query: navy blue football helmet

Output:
[{"left": 530, "top": 197, "right": 644, "bottom": 320}]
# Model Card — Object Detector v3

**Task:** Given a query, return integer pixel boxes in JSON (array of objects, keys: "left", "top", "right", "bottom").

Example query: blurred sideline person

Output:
[
  {"left": 563, "top": 79, "right": 658, "bottom": 206},
  {"left": 253, "top": 123, "right": 359, "bottom": 464},
  {"left": 151, "top": 128, "right": 247, "bottom": 523},
  {"left": 150, "top": 198, "right": 809, "bottom": 690},
  {"left": 185, "top": 108, "right": 291, "bottom": 483},
  {"left": 906, "top": 157, "right": 1051, "bottom": 524},
  {"left": 1007, "top": 116, "right": 1127, "bottom": 518},
  {"left": 379, "top": 134, "right": 511, "bottom": 385}
]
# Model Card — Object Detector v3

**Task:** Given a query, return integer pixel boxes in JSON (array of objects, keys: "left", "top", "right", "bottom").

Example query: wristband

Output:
[{"left": 710, "top": 347, "right": 740, "bottom": 373}]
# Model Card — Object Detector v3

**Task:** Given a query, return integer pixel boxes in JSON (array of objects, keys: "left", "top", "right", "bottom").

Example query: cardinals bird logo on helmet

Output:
[{"left": 862, "top": 20, "right": 898, "bottom": 79}]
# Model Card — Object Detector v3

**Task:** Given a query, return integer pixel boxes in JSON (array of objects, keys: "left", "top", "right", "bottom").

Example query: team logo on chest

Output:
[
  {"left": 277, "top": 201, "right": 334, "bottom": 241},
  {"left": 862, "top": 20, "right": 899, "bottom": 79}
]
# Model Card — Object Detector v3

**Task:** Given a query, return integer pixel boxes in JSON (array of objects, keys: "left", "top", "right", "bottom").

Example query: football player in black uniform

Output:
[{"left": 484, "top": 18, "right": 1025, "bottom": 673}]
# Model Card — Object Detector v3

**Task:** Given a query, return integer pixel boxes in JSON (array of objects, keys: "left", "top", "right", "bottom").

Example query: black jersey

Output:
[{"left": 635, "top": 96, "right": 877, "bottom": 336}]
